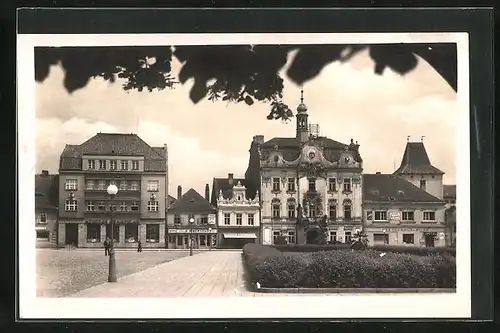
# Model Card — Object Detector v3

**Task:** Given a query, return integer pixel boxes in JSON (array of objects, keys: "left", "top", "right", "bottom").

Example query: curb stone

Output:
[{"left": 253, "top": 287, "right": 457, "bottom": 293}]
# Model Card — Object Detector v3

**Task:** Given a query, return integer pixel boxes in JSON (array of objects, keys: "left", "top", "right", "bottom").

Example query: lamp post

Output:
[
  {"left": 208, "top": 227, "right": 212, "bottom": 251},
  {"left": 107, "top": 184, "right": 118, "bottom": 283},
  {"left": 189, "top": 216, "right": 195, "bottom": 256}
]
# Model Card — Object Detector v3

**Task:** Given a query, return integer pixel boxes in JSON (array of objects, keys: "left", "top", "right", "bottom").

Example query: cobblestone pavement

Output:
[{"left": 37, "top": 249, "right": 199, "bottom": 297}]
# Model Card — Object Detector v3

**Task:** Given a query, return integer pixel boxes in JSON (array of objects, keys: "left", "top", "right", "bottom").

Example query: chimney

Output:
[
  {"left": 205, "top": 184, "right": 210, "bottom": 201},
  {"left": 41, "top": 170, "right": 49, "bottom": 176},
  {"left": 375, "top": 172, "right": 381, "bottom": 175},
  {"left": 228, "top": 173, "right": 234, "bottom": 186},
  {"left": 177, "top": 185, "right": 182, "bottom": 199}
]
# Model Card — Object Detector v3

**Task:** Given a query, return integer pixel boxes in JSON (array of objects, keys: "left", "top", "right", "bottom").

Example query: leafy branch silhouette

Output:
[{"left": 34, "top": 43, "right": 457, "bottom": 121}]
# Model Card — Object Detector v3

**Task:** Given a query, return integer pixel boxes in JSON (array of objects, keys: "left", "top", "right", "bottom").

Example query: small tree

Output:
[{"left": 351, "top": 229, "right": 369, "bottom": 251}]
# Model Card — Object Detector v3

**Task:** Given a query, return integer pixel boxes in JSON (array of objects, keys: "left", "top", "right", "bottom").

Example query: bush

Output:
[
  {"left": 243, "top": 245, "right": 456, "bottom": 289},
  {"left": 273, "top": 244, "right": 352, "bottom": 252}
]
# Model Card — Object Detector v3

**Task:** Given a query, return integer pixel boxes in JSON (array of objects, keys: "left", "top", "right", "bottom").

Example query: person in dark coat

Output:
[
  {"left": 137, "top": 240, "right": 142, "bottom": 252},
  {"left": 104, "top": 238, "right": 110, "bottom": 256}
]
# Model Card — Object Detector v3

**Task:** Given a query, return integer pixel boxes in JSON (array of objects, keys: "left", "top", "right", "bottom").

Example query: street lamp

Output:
[
  {"left": 107, "top": 184, "right": 118, "bottom": 283},
  {"left": 208, "top": 227, "right": 212, "bottom": 251},
  {"left": 188, "top": 216, "right": 195, "bottom": 256}
]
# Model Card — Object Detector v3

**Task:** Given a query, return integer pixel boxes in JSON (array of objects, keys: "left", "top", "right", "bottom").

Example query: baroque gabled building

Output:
[
  {"left": 245, "top": 91, "right": 363, "bottom": 245},
  {"left": 57, "top": 133, "right": 168, "bottom": 248},
  {"left": 211, "top": 174, "right": 261, "bottom": 248}
]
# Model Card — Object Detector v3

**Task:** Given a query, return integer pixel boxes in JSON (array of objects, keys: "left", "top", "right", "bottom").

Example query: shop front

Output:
[
  {"left": 364, "top": 226, "right": 447, "bottom": 247},
  {"left": 218, "top": 227, "right": 259, "bottom": 248},
  {"left": 167, "top": 227, "right": 217, "bottom": 249}
]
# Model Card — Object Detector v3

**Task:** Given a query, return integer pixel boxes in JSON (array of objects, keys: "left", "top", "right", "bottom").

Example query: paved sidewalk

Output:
[{"left": 69, "top": 251, "right": 262, "bottom": 298}]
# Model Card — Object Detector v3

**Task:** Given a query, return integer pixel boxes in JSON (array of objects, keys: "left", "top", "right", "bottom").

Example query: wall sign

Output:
[
  {"left": 389, "top": 212, "right": 401, "bottom": 221},
  {"left": 208, "top": 214, "right": 216, "bottom": 224},
  {"left": 369, "top": 227, "right": 443, "bottom": 233},
  {"left": 168, "top": 229, "right": 217, "bottom": 234}
]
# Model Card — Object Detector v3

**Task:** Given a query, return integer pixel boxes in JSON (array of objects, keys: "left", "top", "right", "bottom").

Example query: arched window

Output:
[
  {"left": 287, "top": 198, "right": 296, "bottom": 218},
  {"left": 343, "top": 199, "right": 352, "bottom": 221},
  {"left": 328, "top": 199, "right": 337, "bottom": 220},
  {"left": 271, "top": 198, "right": 281, "bottom": 218}
]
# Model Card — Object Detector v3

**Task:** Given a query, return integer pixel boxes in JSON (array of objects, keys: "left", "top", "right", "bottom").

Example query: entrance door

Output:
[
  {"left": 65, "top": 224, "right": 78, "bottom": 246},
  {"left": 424, "top": 233, "right": 435, "bottom": 247},
  {"left": 306, "top": 230, "right": 319, "bottom": 244}
]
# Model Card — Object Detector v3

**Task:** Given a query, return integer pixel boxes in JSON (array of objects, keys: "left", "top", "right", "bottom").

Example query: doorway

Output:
[
  {"left": 65, "top": 224, "right": 78, "bottom": 246},
  {"left": 424, "top": 233, "right": 435, "bottom": 247},
  {"left": 306, "top": 230, "right": 319, "bottom": 244}
]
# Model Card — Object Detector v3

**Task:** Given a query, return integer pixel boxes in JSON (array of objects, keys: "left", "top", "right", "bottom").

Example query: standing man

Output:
[
  {"left": 137, "top": 240, "right": 142, "bottom": 252},
  {"left": 104, "top": 237, "right": 110, "bottom": 256}
]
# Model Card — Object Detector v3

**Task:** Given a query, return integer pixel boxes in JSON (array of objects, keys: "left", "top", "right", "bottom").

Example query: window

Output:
[
  {"left": 86, "top": 201, "right": 95, "bottom": 211},
  {"left": 374, "top": 233, "right": 389, "bottom": 245},
  {"left": 131, "top": 202, "right": 139, "bottom": 211},
  {"left": 345, "top": 231, "right": 352, "bottom": 243},
  {"left": 110, "top": 160, "right": 117, "bottom": 170},
  {"left": 98, "top": 180, "right": 106, "bottom": 190},
  {"left": 65, "top": 179, "right": 77, "bottom": 190},
  {"left": 86, "top": 180, "right": 95, "bottom": 190},
  {"left": 287, "top": 178, "right": 295, "bottom": 192},
  {"left": 174, "top": 215, "right": 181, "bottom": 224},
  {"left": 402, "top": 211, "right": 415, "bottom": 221},
  {"left": 272, "top": 177, "right": 280, "bottom": 191},
  {"left": 308, "top": 204, "right": 316, "bottom": 218},
  {"left": 288, "top": 202, "right": 296, "bottom": 218},
  {"left": 88, "top": 160, "right": 96, "bottom": 170},
  {"left": 272, "top": 202, "right": 281, "bottom": 218},
  {"left": 374, "top": 210, "right": 388, "bottom": 221},
  {"left": 343, "top": 178, "right": 351, "bottom": 192},
  {"left": 273, "top": 231, "right": 281, "bottom": 244},
  {"left": 119, "top": 180, "right": 128, "bottom": 191},
  {"left": 423, "top": 211, "right": 436, "bottom": 221},
  {"left": 147, "top": 200, "right": 159, "bottom": 212},
  {"left": 130, "top": 181, "right": 139, "bottom": 191},
  {"left": 288, "top": 231, "right": 295, "bottom": 244},
  {"left": 109, "top": 203, "right": 116, "bottom": 212},
  {"left": 109, "top": 180, "right": 117, "bottom": 186},
  {"left": 147, "top": 180, "right": 159, "bottom": 192},
  {"left": 106, "top": 223, "right": 120, "bottom": 243},
  {"left": 402, "top": 234, "right": 414, "bottom": 245},
  {"left": 39, "top": 213, "right": 47, "bottom": 223},
  {"left": 224, "top": 213, "right": 231, "bottom": 225},
  {"left": 329, "top": 231, "right": 337, "bottom": 242},
  {"left": 97, "top": 202, "right": 105, "bottom": 211},
  {"left": 146, "top": 224, "right": 160, "bottom": 243},
  {"left": 86, "top": 223, "right": 101, "bottom": 243},
  {"left": 201, "top": 216, "right": 208, "bottom": 224},
  {"left": 120, "top": 160, "right": 128, "bottom": 170},
  {"left": 308, "top": 178, "right": 316, "bottom": 192},
  {"left": 344, "top": 204, "right": 352, "bottom": 220},
  {"left": 420, "top": 179, "right": 426, "bottom": 190},
  {"left": 65, "top": 199, "right": 77, "bottom": 211},
  {"left": 328, "top": 178, "right": 337, "bottom": 191},
  {"left": 329, "top": 203, "right": 337, "bottom": 219},
  {"left": 120, "top": 201, "right": 127, "bottom": 211},
  {"left": 236, "top": 214, "right": 242, "bottom": 225},
  {"left": 99, "top": 160, "right": 106, "bottom": 170},
  {"left": 125, "top": 223, "right": 139, "bottom": 243},
  {"left": 132, "top": 160, "right": 139, "bottom": 170},
  {"left": 248, "top": 214, "right": 255, "bottom": 225}
]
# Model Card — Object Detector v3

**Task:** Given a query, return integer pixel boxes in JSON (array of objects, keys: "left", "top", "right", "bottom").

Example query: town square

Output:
[{"left": 32, "top": 41, "right": 458, "bottom": 299}]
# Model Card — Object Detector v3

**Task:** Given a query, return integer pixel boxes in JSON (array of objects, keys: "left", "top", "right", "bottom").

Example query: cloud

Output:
[{"left": 35, "top": 46, "right": 458, "bottom": 196}]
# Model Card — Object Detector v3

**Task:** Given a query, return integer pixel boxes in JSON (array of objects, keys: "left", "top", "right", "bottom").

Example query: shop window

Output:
[
  {"left": 373, "top": 233, "right": 389, "bottom": 245},
  {"left": 125, "top": 223, "right": 138, "bottom": 243},
  {"left": 146, "top": 224, "right": 160, "bottom": 243},
  {"left": 87, "top": 223, "right": 101, "bottom": 243},
  {"left": 402, "top": 234, "right": 414, "bottom": 245}
]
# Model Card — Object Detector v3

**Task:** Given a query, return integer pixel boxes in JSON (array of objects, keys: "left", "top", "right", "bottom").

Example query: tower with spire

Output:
[{"left": 296, "top": 89, "right": 309, "bottom": 142}]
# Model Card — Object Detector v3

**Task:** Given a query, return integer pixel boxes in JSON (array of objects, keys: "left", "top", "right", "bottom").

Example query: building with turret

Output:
[{"left": 245, "top": 91, "right": 364, "bottom": 245}]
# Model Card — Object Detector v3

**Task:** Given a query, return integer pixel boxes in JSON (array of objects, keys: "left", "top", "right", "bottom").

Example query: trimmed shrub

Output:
[
  {"left": 370, "top": 245, "right": 456, "bottom": 257},
  {"left": 273, "top": 244, "right": 352, "bottom": 252},
  {"left": 243, "top": 244, "right": 456, "bottom": 289}
]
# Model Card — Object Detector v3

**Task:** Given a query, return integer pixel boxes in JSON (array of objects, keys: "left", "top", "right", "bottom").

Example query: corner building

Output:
[
  {"left": 57, "top": 133, "right": 168, "bottom": 248},
  {"left": 245, "top": 92, "right": 364, "bottom": 245}
]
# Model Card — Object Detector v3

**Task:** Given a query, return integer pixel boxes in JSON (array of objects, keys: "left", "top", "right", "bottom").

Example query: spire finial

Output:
[
  {"left": 407, "top": 135, "right": 410, "bottom": 142},
  {"left": 421, "top": 136, "right": 425, "bottom": 142},
  {"left": 300, "top": 88, "right": 304, "bottom": 103}
]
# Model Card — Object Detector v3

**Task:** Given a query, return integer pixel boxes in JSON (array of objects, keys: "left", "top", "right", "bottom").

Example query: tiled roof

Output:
[
  {"left": 35, "top": 174, "right": 59, "bottom": 210},
  {"left": 260, "top": 136, "right": 347, "bottom": 149},
  {"left": 167, "top": 188, "right": 217, "bottom": 214},
  {"left": 363, "top": 174, "right": 443, "bottom": 203},
  {"left": 59, "top": 133, "right": 166, "bottom": 172},
  {"left": 394, "top": 142, "right": 444, "bottom": 175},
  {"left": 443, "top": 185, "right": 456, "bottom": 199},
  {"left": 211, "top": 177, "right": 248, "bottom": 205}
]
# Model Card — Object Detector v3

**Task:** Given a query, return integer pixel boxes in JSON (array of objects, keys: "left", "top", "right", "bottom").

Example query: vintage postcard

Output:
[{"left": 18, "top": 32, "right": 470, "bottom": 319}]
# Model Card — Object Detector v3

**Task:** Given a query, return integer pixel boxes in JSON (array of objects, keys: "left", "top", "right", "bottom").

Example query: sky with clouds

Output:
[{"left": 35, "top": 47, "right": 458, "bottom": 196}]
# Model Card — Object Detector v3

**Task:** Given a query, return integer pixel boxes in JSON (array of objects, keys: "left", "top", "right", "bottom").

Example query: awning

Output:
[{"left": 223, "top": 233, "right": 257, "bottom": 239}]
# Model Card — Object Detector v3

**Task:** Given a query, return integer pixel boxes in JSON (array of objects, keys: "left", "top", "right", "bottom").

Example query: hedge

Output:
[
  {"left": 242, "top": 244, "right": 456, "bottom": 289},
  {"left": 273, "top": 244, "right": 456, "bottom": 256}
]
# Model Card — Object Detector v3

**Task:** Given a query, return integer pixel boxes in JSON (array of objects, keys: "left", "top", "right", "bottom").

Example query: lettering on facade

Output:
[
  {"left": 168, "top": 229, "right": 217, "bottom": 234},
  {"left": 389, "top": 212, "right": 401, "bottom": 221},
  {"left": 377, "top": 228, "right": 441, "bottom": 233}
]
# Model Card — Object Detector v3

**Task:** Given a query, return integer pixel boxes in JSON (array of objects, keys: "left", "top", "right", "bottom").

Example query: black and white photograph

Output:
[{"left": 18, "top": 28, "right": 471, "bottom": 319}]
